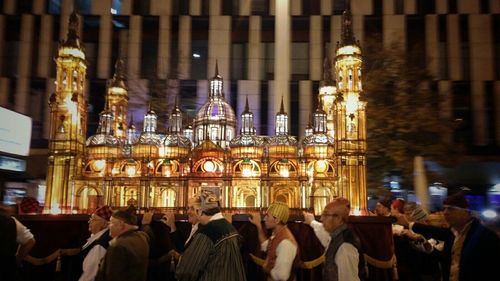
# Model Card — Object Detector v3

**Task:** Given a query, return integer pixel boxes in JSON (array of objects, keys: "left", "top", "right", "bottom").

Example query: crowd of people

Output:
[{"left": 1, "top": 190, "right": 499, "bottom": 281}]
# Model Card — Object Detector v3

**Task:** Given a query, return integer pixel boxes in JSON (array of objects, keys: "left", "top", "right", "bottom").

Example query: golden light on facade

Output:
[
  {"left": 241, "top": 158, "right": 253, "bottom": 177},
  {"left": 203, "top": 160, "right": 216, "bottom": 172},
  {"left": 278, "top": 159, "right": 290, "bottom": 178},
  {"left": 162, "top": 159, "right": 173, "bottom": 177},
  {"left": 126, "top": 160, "right": 136, "bottom": 177},
  {"left": 314, "top": 159, "right": 328, "bottom": 173},
  {"left": 91, "top": 160, "right": 106, "bottom": 172},
  {"left": 59, "top": 47, "right": 85, "bottom": 60},
  {"left": 336, "top": 45, "right": 361, "bottom": 56},
  {"left": 346, "top": 94, "right": 359, "bottom": 115}
]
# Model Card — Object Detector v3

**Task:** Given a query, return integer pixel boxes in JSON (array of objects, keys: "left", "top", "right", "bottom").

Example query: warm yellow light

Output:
[
  {"left": 59, "top": 47, "right": 85, "bottom": 60},
  {"left": 162, "top": 160, "right": 173, "bottom": 177},
  {"left": 319, "top": 85, "right": 336, "bottom": 96},
  {"left": 126, "top": 164, "right": 136, "bottom": 177},
  {"left": 203, "top": 160, "right": 216, "bottom": 172},
  {"left": 315, "top": 160, "right": 328, "bottom": 173},
  {"left": 50, "top": 204, "right": 62, "bottom": 215},
  {"left": 346, "top": 94, "right": 359, "bottom": 115},
  {"left": 109, "top": 87, "right": 127, "bottom": 95},
  {"left": 112, "top": 167, "right": 120, "bottom": 175},
  {"left": 241, "top": 159, "right": 253, "bottom": 177},
  {"left": 92, "top": 160, "right": 106, "bottom": 172},
  {"left": 278, "top": 159, "right": 290, "bottom": 178},
  {"left": 336, "top": 45, "right": 361, "bottom": 56}
]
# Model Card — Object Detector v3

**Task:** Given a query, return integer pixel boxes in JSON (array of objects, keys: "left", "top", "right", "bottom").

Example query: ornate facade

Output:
[{"left": 45, "top": 8, "right": 367, "bottom": 215}]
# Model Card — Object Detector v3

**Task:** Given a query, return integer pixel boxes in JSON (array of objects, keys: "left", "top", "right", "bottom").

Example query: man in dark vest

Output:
[
  {"left": 0, "top": 205, "right": 36, "bottom": 281},
  {"left": 321, "top": 197, "right": 364, "bottom": 281},
  {"left": 70, "top": 206, "right": 113, "bottom": 281}
]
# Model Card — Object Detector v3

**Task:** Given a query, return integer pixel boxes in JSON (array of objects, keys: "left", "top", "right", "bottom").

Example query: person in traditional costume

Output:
[
  {"left": 321, "top": 197, "right": 364, "bottom": 281},
  {"left": 249, "top": 201, "right": 298, "bottom": 281},
  {"left": 96, "top": 206, "right": 149, "bottom": 281},
  {"left": 71, "top": 206, "right": 112, "bottom": 281},
  {"left": 175, "top": 191, "right": 246, "bottom": 281}
]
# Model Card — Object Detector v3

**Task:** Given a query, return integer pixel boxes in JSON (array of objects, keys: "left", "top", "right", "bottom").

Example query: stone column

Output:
[
  {"left": 158, "top": 15, "right": 171, "bottom": 79},
  {"left": 309, "top": 16, "right": 322, "bottom": 81},
  {"left": 15, "top": 15, "right": 34, "bottom": 114},
  {"left": 128, "top": 16, "right": 142, "bottom": 80},
  {"left": 98, "top": 15, "right": 112, "bottom": 79},
  {"left": 273, "top": 0, "right": 290, "bottom": 135},
  {"left": 38, "top": 15, "right": 53, "bottom": 78},
  {"left": 248, "top": 16, "right": 262, "bottom": 81},
  {"left": 178, "top": 16, "right": 191, "bottom": 79},
  {"left": 299, "top": 81, "right": 312, "bottom": 140}
]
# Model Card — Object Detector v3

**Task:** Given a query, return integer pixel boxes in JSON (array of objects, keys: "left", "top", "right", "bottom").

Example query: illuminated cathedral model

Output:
[{"left": 45, "top": 9, "right": 367, "bottom": 215}]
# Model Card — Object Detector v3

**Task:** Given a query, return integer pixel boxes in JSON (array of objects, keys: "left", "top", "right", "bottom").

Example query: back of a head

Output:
[{"left": 113, "top": 205, "right": 138, "bottom": 226}]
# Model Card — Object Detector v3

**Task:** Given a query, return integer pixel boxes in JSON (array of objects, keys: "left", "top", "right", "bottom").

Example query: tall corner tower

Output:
[
  {"left": 107, "top": 56, "right": 129, "bottom": 140},
  {"left": 319, "top": 50, "right": 337, "bottom": 140},
  {"left": 334, "top": 4, "right": 368, "bottom": 212},
  {"left": 45, "top": 11, "right": 87, "bottom": 213}
]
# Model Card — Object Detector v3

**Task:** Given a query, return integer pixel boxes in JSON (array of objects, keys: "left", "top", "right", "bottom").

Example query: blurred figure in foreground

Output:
[
  {"left": 397, "top": 192, "right": 500, "bottom": 281},
  {"left": 0, "top": 204, "right": 36, "bottom": 281}
]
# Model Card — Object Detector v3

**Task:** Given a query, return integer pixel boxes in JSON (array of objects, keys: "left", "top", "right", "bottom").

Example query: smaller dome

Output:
[
  {"left": 301, "top": 133, "right": 335, "bottom": 147},
  {"left": 195, "top": 98, "right": 236, "bottom": 122},
  {"left": 164, "top": 135, "right": 192, "bottom": 148},
  {"left": 135, "top": 132, "right": 163, "bottom": 146},
  {"left": 86, "top": 134, "right": 119, "bottom": 147},
  {"left": 268, "top": 135, "right": 297, "bottom": 146},
  {"left": 230, "top": 135, "right": 265, "bottom": 148}
]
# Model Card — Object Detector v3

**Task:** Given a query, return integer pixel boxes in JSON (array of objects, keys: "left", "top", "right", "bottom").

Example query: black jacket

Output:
[{"left": 412, "top": 218, "right": 500, "bottom": 281}]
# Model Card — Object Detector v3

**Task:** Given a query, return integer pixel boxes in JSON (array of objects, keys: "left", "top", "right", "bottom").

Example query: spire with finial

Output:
[
  {"left": 275, "top": 96, "right": 289, "bottom": 135},
  {"left": 240, "top": 96, "right": 255, "bottom": 135},
  {"left": 243, "top": 95, "right": 251, "bottom": 114},
  {"left": 144, "top": 101, "right": 158, "bottom": 133},
  {"left": 209, "top": 60, "right": 224, "bottom": 98},
  {"left": 313, "top": 99, "right": 327, "bottom": 133},
  {"left": 97, "top": 96, "right": 114, "bottom": 135},
  {"left": 109, "top": 56, "right": 127, "bottom": 90},
  {"left": 169, "top": 96, "right": 183, "bottom": 134},
  {"left": 213, "top": 59, "right": 223, "bottom": 79},
  {"left": 126, "top": 115, "right": 137, "bottom": 145},
  {"left": 279, "top": 96, "right": 286, "bottom": 114},
  {"left": 340, "top": 0, "right": 356, "bottom": 47},
  {"left": 62, "top": 11, "right": 81, "bottom": 48},
  {"left": 320, "top": 46, "right": 335, "bottom": 87}
]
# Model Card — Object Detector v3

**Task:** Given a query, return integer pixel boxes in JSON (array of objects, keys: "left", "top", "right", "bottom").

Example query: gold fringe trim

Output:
[
  {"left": 363, "top": 254, "right": 398, "bottom": 280},
  {"left": 300, "top": 255, "right": 325, "bottom": 269}
]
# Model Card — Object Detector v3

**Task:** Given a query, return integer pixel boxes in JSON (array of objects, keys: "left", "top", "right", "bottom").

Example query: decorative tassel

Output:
[
  {"left": 170, "top": 255, "right": 176, "bottom": 272},
  {"left": 392, "top": 264, "right": 399, "bottom": 280},
  {"left": 56, "top": 256, "right": 61, "bottom": 272}
]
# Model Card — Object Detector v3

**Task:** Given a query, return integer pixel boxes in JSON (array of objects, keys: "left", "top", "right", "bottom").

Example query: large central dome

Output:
[{"left": 193, "top": 62, "right": 236, "bottom": 149}]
